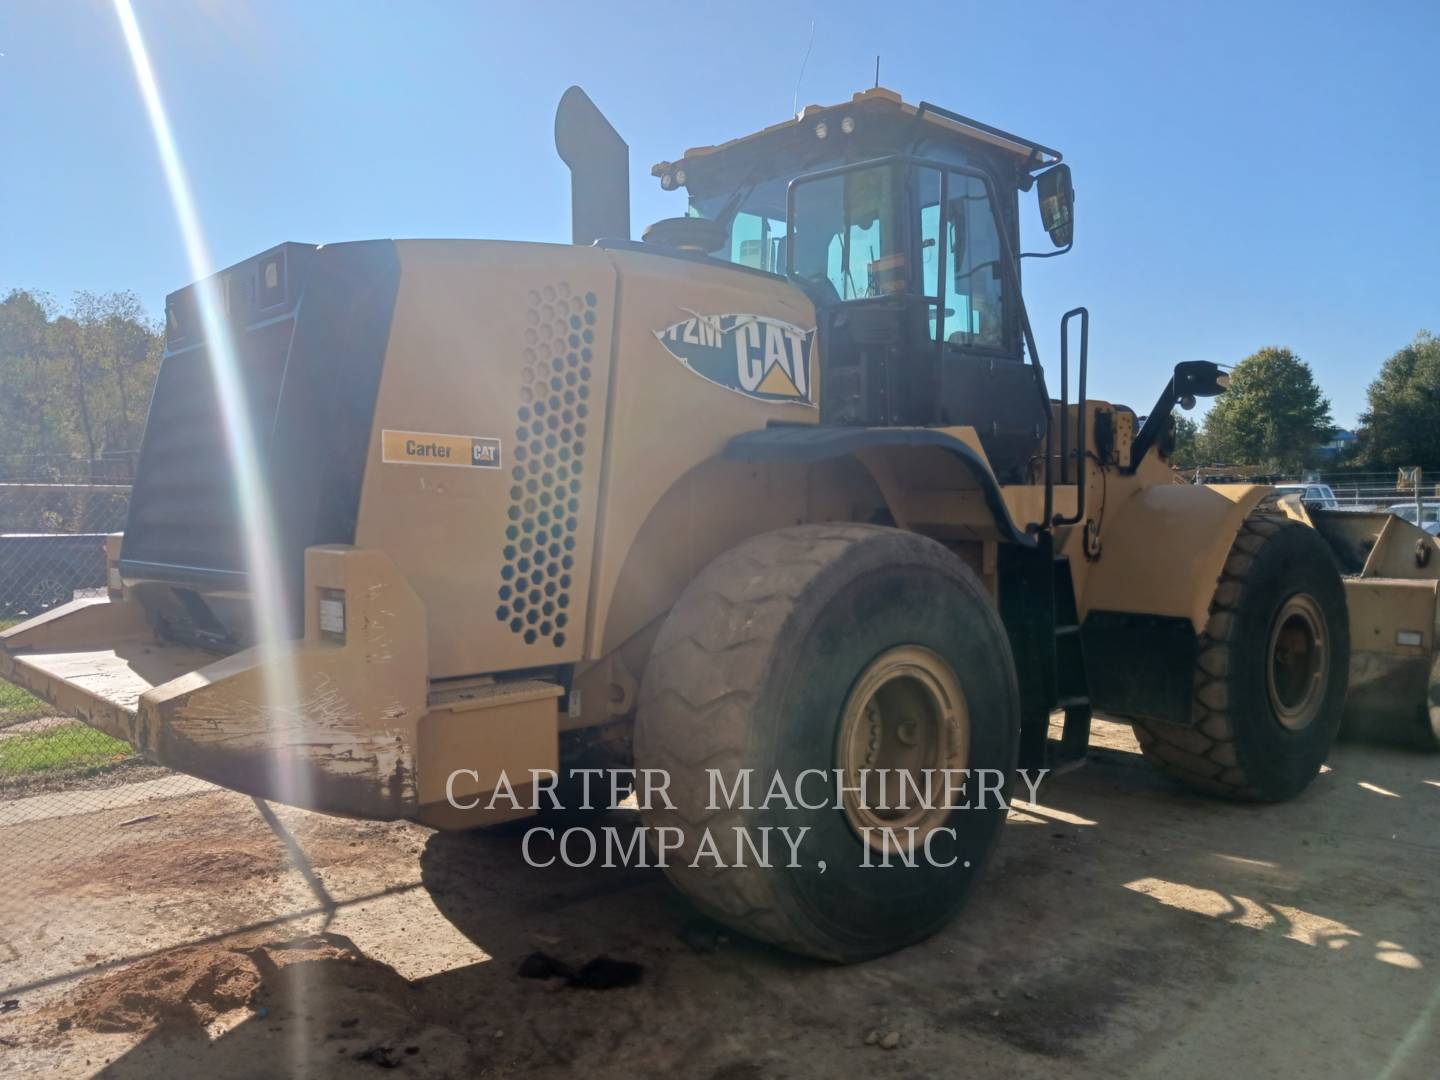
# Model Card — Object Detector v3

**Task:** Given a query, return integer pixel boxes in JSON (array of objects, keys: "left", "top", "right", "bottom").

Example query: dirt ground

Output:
[{"left": 0, "top": 719, "right": 1437, "bottom": 1079}]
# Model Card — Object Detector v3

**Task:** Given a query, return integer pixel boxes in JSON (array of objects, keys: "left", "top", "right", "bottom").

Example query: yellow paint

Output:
[{"left": 756, "top": 360, "right": 801, "bottom": 398}]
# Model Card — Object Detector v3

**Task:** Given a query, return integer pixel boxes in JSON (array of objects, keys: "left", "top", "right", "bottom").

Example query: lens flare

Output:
[{"left": 112, "top": 0, "right": 307, "bottom": 809}]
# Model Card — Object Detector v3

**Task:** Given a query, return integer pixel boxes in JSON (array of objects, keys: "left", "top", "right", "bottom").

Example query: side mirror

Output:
[
  {"left": 1172, "top": 360, "right": 1230, "bottom": 409},
  {"left": 1036, "top": 164, "right": 1074, "bottom": 248}
]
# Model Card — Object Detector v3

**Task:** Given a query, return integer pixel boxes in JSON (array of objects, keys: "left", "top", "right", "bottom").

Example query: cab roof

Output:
[{"left": 651, "top": 87, "right": 1062, "bottom": 180}]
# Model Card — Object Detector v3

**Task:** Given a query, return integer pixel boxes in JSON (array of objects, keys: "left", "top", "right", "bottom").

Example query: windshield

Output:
[{"left": 788, "top": 162, "right": 908, "bottom": 300}]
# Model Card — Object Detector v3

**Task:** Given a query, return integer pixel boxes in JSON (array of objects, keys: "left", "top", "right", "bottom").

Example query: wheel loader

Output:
[{"left": 4, "top": 85, "right": 1438, "bottom": 962}]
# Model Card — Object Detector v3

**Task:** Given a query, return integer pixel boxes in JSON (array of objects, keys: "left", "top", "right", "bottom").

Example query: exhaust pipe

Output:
[{"left": 554, "top": 85, "right": 631, "bottom": 246}]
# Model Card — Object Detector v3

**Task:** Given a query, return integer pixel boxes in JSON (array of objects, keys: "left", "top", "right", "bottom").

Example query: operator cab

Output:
[{"left": 649, "top": 88, "right": 1074, "bottom": 482}]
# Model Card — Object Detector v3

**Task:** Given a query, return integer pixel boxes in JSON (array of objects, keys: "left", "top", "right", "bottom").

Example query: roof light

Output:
[
  {"left": 814, "top": 120, "right": 828, "bottom": 139},
  {"left": 674, "top": 168, "right": 686, "bottom": 186},
  {"left": 840, "top": 115, "right": 856, "bottom": 134},
  {"left": 660, "top": 172, "right": 676, "bottom": 190}
]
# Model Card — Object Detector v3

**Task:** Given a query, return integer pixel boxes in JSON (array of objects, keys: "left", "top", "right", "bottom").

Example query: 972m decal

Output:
[{"left": 655, "top": 312, "right": 815, "bottom": 406}]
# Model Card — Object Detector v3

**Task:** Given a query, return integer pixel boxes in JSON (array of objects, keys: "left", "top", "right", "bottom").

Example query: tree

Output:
[
  {"left": 1201, "top": 347, "right": 1333, "bottom": 471},
  {"left": 1357, "top": 331, "right": 1440, "bottom": 467},
  {"left": 0, "top": 288, "right": 163, "bottom": 478},
  {"left": 0, "top": 290, "right": 61, "bottom": 463},
  {"left": 1170, "top": 413, "right": 1203, "bottom": 467}
]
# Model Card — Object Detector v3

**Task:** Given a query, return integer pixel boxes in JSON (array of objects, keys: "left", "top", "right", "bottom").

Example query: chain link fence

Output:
[
  {"left": 0, "top": 469, "right": 222, "bottom": 977},
  {"left": 1308, "top": 471, "right": 1438, "bottom": 527},
  {"left": 1185, "top": 466, "right": 1439, "bottom": 520},
  {"left": 0, "top": 460, "right": 396, "bottom": 1025},
  {"left": 1, "top": 477, "right": 132, "bottom": 778}
]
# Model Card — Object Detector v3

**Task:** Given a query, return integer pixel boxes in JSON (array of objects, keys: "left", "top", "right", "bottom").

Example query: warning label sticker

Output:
[{"left": 381, "top": 430, "right": 501, "bottom": 469}]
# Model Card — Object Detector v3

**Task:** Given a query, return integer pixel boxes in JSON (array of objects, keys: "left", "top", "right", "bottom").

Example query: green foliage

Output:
[
  {"left": 1, "top": 616, "right": 56, "bottom": 731},
  {"left": 1170, "top": 413, "right": 1203, "bottom": 467},
  {"left": 1357, "top": 331, "right": 1440, "bottom": 467},
  {"left": 0, "top": 288, "right": 162, "bottom": 477},
  {"left": 0, "top": 681, "right": 49, "bottom": 729},
  {"left": 0, "top": 720, "right": 133, "bottom": 778},
  {"left": 1201, "top": 347, "right": 1333, "bottom": 471}
]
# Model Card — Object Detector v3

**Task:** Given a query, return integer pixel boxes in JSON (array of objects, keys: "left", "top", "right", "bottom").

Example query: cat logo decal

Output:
[{"left": 655, "top": 312, "right": 815, "bottom": 406}]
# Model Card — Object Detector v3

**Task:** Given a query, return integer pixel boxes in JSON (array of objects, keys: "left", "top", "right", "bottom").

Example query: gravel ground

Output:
[{"left": 0, "top": 719, "right": 1436, "bottom": 1079}]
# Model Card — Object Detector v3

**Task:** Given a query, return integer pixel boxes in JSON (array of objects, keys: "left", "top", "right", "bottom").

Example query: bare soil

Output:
[{"left": 1, "top": 720, "right": 1437, "bottom": 1079}]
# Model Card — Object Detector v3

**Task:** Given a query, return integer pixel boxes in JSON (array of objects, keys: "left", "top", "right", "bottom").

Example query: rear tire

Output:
[
  {"left": 634, "top": 524, "right": 1020, "bottom": 962},
  {"left": 1132, "top": 515, "right": 1349, "bottom": 801}
]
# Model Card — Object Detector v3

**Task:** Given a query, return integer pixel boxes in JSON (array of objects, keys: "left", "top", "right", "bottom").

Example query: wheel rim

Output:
[
  {"left": 835, "top": 645, "right": 970, "bottom": 852},
  {"left": 1266, "top": 593, "right": 1328, "bottom": 731}
]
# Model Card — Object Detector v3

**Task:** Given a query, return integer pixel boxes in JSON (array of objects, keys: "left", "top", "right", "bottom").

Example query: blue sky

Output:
[{"left": 2, "top": 1, "right": 1436, "bottom": 426}]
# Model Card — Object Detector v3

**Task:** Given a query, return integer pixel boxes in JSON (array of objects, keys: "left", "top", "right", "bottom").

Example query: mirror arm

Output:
[
  {"left": 1019, "top": 241, "right": 1073, "bottom": 261},
  {"left": 1129, "top": 382, "right": 1180, "bottom": 472},
  {"left": 1129, "top": 361, "right": 1228, "bottom": 472}
]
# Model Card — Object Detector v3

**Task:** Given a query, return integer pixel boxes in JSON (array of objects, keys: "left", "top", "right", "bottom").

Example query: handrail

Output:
[{"left": 1053, "top": 308, "right": 1089, "bottom": 527}]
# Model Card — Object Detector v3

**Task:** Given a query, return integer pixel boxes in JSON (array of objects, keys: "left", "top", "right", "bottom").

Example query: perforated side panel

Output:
[{"left": 495, "top": 284, "right": 598, "bottom": 647}]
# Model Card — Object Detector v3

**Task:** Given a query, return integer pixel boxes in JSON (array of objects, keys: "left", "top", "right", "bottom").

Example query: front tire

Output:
[
  {"left": 1132, "top": 515, "right": 1349, "bottom": 801},
  {"left": 634, "top": 524, "right": 1020, "bottom": 962}
]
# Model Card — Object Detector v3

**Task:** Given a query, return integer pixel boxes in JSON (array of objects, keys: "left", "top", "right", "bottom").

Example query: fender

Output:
[
  {"left": 1081, "top": 483, "right": 1274, "bottom": 631},
  {"left": 724, "top": 425, "right": 1037, "bottom": 547},
  {"left": 591, "top": 424, "right": 1028, "bottom": 681}
]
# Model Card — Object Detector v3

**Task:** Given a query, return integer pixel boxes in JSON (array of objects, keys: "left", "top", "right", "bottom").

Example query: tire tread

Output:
[
  {"left": 635, "top": 524, "right": 893, "bottom": 953},
  {"left": 1131, "top": 514, "right": 1310, "bottom": 799}
]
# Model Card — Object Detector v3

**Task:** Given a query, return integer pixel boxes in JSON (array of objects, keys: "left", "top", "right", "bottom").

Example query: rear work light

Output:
[{"left": 258, "top": 254, "right": 285, "bottom": 308}]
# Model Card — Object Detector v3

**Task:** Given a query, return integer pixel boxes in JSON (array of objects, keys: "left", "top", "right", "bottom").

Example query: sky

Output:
[{"left": 2, "top": 0, "right": 1436, "bottom": 427}]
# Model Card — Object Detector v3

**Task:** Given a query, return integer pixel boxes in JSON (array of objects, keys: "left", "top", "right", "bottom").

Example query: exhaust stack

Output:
[{"left": 554, "top": 85, "right": 630, "bottom": 246}]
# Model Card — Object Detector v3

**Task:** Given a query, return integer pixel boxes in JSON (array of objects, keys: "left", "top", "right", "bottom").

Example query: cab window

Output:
[
  {"left": 790, "top": 163, "right": 907, "bottom": 300},
  {"left": 919, "top": 168, "right": 1009, "bottom": 351},
  {"left": 726, "top": 209, "right": 786, "bottom": 272},
  {"left": 688, "top": 174, "right": 793, "bottom": 273}
]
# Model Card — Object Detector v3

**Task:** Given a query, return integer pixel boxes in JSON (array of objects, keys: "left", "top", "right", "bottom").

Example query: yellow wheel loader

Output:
[{"left": 4, "top": 86, "right": 1437, "bottom": 961}]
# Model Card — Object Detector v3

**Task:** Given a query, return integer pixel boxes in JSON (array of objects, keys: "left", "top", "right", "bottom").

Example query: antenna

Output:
[
  {"left": 792, "top": 20, "right": 816, "bottom": 117},
  {"left": 874, "top": 55, "right": 880, "bottom": 88}
]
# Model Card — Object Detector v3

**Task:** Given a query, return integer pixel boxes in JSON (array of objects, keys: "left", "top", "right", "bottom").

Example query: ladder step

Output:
[
  {"left": 1055, "top": 623, "right": 1081, "bottom": 636},
  {"left": 1057, "top": 696, "right": 1090, "bottom": 709}
]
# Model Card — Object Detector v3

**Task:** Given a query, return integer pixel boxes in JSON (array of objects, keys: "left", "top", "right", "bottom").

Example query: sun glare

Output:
[
  {"left": 112, "top": 0, "right": 305, "bottom": 797},
  {"left": 113, "top": 0, "right": 314, "bottom": 1055}
]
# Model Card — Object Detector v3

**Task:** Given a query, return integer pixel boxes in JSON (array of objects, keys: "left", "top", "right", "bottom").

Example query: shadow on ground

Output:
[{"left": 12, "top": 732, "right": 1440, "bottom": 1079}]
